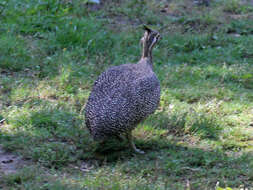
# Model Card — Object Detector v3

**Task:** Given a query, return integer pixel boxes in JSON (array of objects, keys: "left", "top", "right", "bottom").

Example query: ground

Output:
[
  {"left": 0, "top": 146, "right": 27, "bottom": 176},
  {"left": 0, "top": 0, "right": 253, "bottom": 189}
]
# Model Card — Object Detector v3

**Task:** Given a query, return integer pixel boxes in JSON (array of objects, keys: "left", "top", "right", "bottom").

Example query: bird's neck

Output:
[
  {"left": 140, "top": 43, "right": 153, "bottom": 68},
  {"left": 138, "top": 57, "right": 153, "bottom": 69}
]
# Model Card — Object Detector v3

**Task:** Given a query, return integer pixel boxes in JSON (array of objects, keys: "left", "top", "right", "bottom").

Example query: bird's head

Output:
[{"left": 141, "top": 25, "right": 161, "bottom": 59}]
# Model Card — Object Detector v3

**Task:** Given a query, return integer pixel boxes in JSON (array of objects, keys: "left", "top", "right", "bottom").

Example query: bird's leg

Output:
[
  {"left": 98, "top": 140, "right": 106, "bottom": 146},
  {"left": 126, "top": 131, "right": 145, "bottom": 154},
  {"left": 115, "top": 134, "right": 125, "bottom": 142}
]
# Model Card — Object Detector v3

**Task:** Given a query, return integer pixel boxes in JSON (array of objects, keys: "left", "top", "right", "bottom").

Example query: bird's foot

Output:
[
  {"left": 133, "top": 148, "right": 145, "bottom": 154},
  {"left": 126, "top": 131, "right": 145, "bottom": 154}
]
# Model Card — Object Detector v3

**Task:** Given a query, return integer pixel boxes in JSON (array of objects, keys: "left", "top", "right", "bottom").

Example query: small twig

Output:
[
  {"left": 181, "top": 166, "right": 202, "bottom": 171},
  {"left": 80, "top": 104, "right": 86, "bottom": 115},
  {"left": 186, "top": 179, "right": 191, "bottom": 190},
  {"left": 0, "top": 118, "right": 5, "bottom": 124}
]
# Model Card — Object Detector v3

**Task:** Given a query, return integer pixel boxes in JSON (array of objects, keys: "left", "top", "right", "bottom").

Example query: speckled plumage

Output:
[{"left": 85, "top": 27, "right": 161, "bottom": 152}]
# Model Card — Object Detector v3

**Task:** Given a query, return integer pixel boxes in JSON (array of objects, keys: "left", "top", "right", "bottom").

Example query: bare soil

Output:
[{"left": 0, "top": 146, "right": 27, "bottom": 177}]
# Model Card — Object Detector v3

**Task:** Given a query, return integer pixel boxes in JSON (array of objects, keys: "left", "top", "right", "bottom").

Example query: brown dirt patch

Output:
[{"left": 0, "top": 146, "right": 29, "bottom": 177}]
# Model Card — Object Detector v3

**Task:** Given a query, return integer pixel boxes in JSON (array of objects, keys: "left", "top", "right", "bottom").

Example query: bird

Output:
[{"left": 85, "top": 26, "right": 161, "bottom": 154}]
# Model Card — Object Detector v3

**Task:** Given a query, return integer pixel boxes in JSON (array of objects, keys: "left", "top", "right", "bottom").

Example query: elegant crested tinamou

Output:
[{"left": 85, "top": 26, "right": 161, "bottom": 154}]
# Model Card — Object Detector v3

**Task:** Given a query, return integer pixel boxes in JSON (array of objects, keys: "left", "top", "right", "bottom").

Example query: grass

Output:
[{"left": 0, "top": 0, "right": 253, "bottom": 189}]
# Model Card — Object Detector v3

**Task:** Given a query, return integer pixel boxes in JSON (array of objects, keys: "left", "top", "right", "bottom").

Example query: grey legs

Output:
[{"left": 126, "top": 131, "right": 145, "bottom": 154}]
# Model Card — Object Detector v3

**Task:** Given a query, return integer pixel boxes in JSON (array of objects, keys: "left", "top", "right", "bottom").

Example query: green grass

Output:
[{"left": 0, "top": 0, "right": 253, "bottom": 189}]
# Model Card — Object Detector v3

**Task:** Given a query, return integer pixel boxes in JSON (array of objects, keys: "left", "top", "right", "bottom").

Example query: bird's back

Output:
[{"left": 85, "top": 62, "right": 160, "bottom": 140}]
